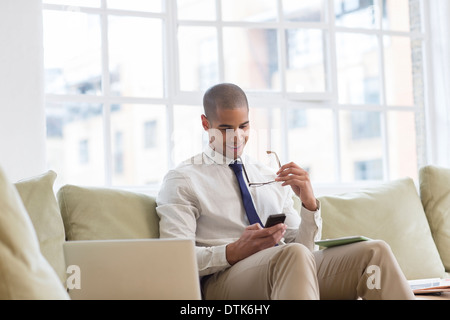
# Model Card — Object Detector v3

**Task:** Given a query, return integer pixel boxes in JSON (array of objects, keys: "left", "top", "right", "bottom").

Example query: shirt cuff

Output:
[
  {"left": 212, "top": 244, "right": 230, "bottom": 268},
  {"left": 197, "top": 244, "right": 231, "bottom": 277},
  {"left": 300, "top": 199, "right": 321, "bottom": 220}
]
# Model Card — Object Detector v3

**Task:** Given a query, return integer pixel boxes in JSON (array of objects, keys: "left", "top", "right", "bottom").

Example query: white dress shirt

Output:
[{"left": 156, "top": 146, "right": 322, "bottom": 277}]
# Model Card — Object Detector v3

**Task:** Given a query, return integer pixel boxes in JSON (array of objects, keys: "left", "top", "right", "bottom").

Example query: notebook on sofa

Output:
[
  {"left": 315, "top": 235, "right": 371, "bottom": 248},
  {"left": 63, "top": 238, "right": 201, "bottom": 300}
]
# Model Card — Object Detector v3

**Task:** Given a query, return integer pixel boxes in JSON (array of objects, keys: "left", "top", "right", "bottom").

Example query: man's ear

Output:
[{"left": 201, "top": 114, "right": 210, "bottom": 131}]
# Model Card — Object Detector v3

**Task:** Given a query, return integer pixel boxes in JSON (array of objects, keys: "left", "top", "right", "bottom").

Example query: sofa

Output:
[{"left": 0, "top": 163, "right": 449, "bottom": 300}]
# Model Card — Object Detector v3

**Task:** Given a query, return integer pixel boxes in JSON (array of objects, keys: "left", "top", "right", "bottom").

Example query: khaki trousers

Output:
[{"left": 202, "top": 240, "right": 415, "bottom": 300}]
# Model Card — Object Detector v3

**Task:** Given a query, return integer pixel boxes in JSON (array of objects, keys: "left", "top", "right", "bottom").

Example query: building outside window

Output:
[
  {"left": 144, "top": 120, "right": 158, "bottom": 149},
  {"left": 354, "top": 159, "right": 383, "bottom": 181},
  {"left": 79, "top": 139, "right": 89, "bottom": 165}
]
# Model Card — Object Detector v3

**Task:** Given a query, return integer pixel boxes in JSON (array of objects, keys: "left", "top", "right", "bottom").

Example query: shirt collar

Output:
[{"left": 203, "top": 144, "right": 247, "bottom": 166}]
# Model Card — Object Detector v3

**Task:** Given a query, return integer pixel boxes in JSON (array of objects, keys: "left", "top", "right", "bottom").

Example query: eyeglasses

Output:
[{"left": 241, "top": 151, "right": 281, "bottom": 187}]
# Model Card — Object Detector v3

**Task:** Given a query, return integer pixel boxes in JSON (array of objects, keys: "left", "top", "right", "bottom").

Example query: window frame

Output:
[{"left": 42, "top": 0, "right": 430, "bottom": 195}]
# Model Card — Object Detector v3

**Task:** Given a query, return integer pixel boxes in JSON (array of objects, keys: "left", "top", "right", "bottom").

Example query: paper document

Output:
[{"left": 408, "top": 278, "right": 450, "bottom": 294}]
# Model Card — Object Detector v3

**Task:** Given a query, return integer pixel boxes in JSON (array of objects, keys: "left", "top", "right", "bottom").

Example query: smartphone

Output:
[{"left": 265, "top": 213, "right": 286, "bottom": 228}]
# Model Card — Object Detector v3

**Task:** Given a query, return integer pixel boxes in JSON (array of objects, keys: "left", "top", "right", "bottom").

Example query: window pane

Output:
[
  {"left": 247, "top": 108, "right": 283, "bottom": 166},
  {"left": 221, "top": 0, "right": 278, "bottom": 22},
  {"left": 43, "top": 10, "right": 101, "bottom": 95},
  {"left": 286, "top": 29, "right": 327, "bottom": 93},
  {"left": 178, "top": 27, "right": 219, "bottom": 92},
  {"left": 177, "top": 0, "right": 216, "bottom": 20},
  {"left": 108, "top": 16, "right": 164, "bottom": 98},
  {"left": 340, "top": 110, "right": 383, "bottom": 182},
  {"left": 110, "top": 105, "right": 167, "bottom": 186},
  {"left": 384, "top": 36, "right": 414, "bottom": 106},
  {"left": 43, "top": 0, "right": 100, "bottom": 7},
  {"left": 223, "top": 28, "right": 279, "bottom": 91},
  {"left": 283, "top": 0, "right": 325, "bottom": 22},
  {"left": 46, "top": 103, "right": 105, "bottom": 188},
  {"left": 387, "top": 111, "right": 418, "bottom": 180},
  {"left": 354, "top": 159, "right": 383, "bottom": 180},
  {"left": 335, "top": 0, "right": 378, "bottom": 29},
  {"left": 173, "top": 105, "right": 205, "bottom": 165},
  {"left": 336, "top": 33, "right": 380, "bottom": 105},
  {"left": 107, "top": 0, "right": 163, "bottom": 12},
  {"left": 287, "top": 109, "right": 336, "bottom": 183},
  {"left": 383, "top": 0, "right": 412, "bottom": 32}
]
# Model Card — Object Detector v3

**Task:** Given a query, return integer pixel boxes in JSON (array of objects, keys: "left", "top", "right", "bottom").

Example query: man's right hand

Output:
[{"left": 225, "top": 223, "right": 287, "bottom": 265}]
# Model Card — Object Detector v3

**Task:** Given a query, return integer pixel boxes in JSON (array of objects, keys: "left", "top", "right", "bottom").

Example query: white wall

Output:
[{"left": 0, "top": 0, "right": 46, "bottom": 181}]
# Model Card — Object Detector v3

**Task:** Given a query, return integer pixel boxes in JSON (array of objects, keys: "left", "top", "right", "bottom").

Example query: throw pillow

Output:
[
  {"left": 15, "top": 170, "right": 67, "bottom": 285},
  {"left": 420, "top": 165, "right": 450, "bottom": 272},
  {"left": 57, "top": 185, "right": 159, "bottom": 240},
  {"left": 318, "top": 178, "right": 445, "bottom": 280},
  {"left": 0, "top": 166, "right": 69, "bottom": 299}
]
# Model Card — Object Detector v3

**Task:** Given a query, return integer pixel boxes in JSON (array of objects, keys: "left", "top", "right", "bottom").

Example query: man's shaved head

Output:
[{"left": 203, "top": 83, "right": 249, "bottom": 121}]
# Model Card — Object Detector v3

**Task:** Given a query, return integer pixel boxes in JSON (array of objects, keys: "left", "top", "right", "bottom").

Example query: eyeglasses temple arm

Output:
[{"left": 267, "top": 151, "right": 282, "bottom": 168}]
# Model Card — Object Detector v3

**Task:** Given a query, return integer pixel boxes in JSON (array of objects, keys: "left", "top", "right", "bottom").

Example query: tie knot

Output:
[{"left": 229, "top": 161, "right": 243, "bottom": 173}]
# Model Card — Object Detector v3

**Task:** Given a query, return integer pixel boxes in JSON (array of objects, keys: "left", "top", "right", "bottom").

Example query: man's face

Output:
[{"left": 203, "top": 105, "right": 250, "bottom": 160}]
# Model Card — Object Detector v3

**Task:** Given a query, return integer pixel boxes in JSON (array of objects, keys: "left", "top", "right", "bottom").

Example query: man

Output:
[{"left": 156, "top": 83, "right": 414, "bottom": 300}]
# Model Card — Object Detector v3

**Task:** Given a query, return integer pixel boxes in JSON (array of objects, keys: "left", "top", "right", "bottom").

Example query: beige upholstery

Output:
[
  {"left": 420, "top": 165, "right": 450, "bottom": 271},
  {"left": 318, "top": 178, "right": 445, "bottom": 280},
  {"left": 0, "top": 167, "right": 69, "bottom": 299},
  {"left": 57, "top": 184, "right": 159, "bottom": 240},
  {"left": 15, "top": 170, "right": 67, "bottom": 284}
]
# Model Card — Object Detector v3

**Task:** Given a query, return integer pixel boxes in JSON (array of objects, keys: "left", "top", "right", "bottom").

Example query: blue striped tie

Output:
[{"left": 229, "top": 161, "right": 264, "bottom": 227}]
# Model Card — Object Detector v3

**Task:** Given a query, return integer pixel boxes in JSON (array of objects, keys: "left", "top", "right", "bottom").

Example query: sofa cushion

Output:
[
  {"left": 318, "top": 178, "right": 445, "bottom": 280},
  {"left": 420, "top": 165, "right": 450, "bottom": 272},
  {"left": 14, "top": 170, "right": 66, "bottom": 285},
  {"left": 0, "top": 166, "right": 69, "bottom": 299},
  {"left": 57, "top": 185, "right": 159, "bottom": 240}
]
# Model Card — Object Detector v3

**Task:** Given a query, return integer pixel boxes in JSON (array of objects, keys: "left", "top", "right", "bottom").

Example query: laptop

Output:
[{"left": 63, "top": 238, "right": 201, "bottom": 300}]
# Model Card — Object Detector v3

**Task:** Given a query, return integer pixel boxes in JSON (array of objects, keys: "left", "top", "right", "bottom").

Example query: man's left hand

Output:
[{"left": 275, "top": 162, "right": 318, "bottom": 211}]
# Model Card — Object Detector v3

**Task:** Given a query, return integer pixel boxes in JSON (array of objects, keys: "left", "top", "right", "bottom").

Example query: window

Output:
[
  {"left": 79, "top": 140, "right": 89, "bottom": 165},
  {"left": 354, "top": 159, "right": 383, "bottom": 181},
  {"left": 144, "top": 121, "right": 158, "bottom": 149},
  {"left": 114, "top": 131, "right": 123, "bottom": 174},
  {"left": 43, "top": 0, "right": 426, "bottom": 191},
  {"left": 351, "top": 111, "right": 381, "bottom": 140}
]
